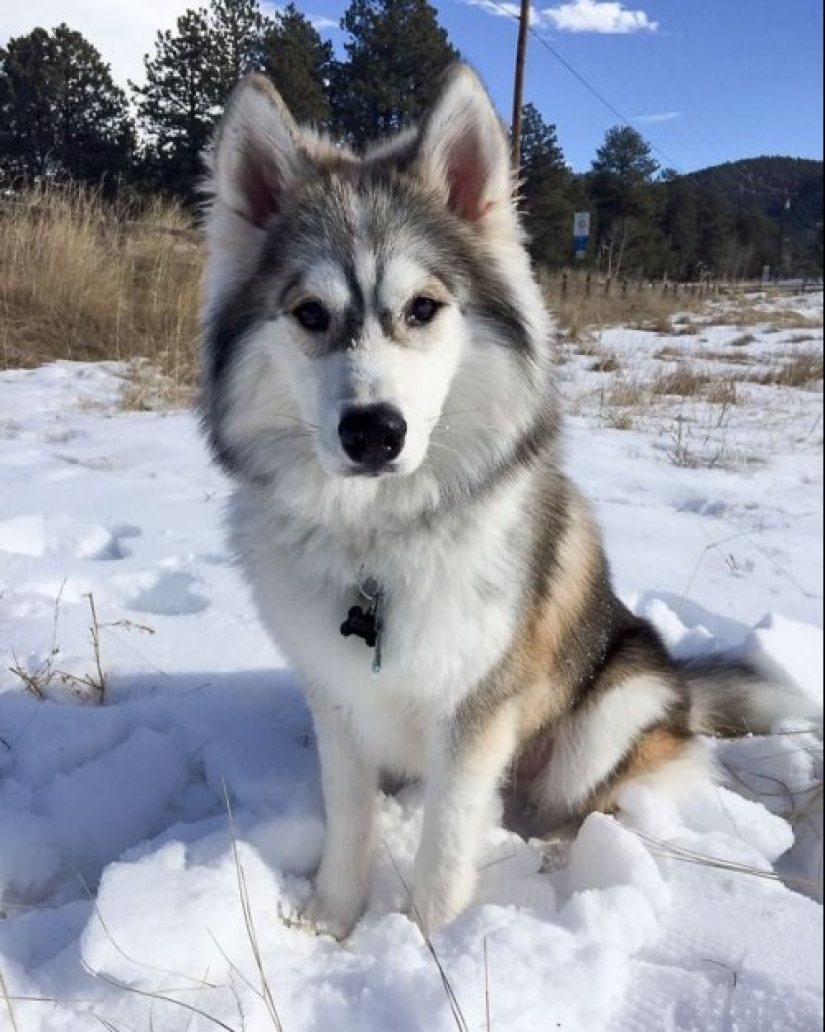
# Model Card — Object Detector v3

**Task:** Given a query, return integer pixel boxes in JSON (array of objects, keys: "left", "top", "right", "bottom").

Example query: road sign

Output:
[
  {"left": 573, "top": 212, "right": 590, "bottom": 260},
  {"left": 573, "top": 212, "right": 591, "bottom": 238}
]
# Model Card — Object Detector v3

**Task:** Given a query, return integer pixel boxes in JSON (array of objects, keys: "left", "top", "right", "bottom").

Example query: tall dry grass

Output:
[
  {"left": 539, "top": 270, "right": 706, "bottom": 340},
  {"left": 0, "top": 184, "right": 202, "bottom": 405}
]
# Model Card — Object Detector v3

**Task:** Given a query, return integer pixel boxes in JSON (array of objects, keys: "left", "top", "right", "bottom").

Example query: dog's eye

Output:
[
  {"left": 407, "top": 296, "right": 441, "bottom": 327},
  {"left": 292, "top": 300, "right": 330, "bottom": 333}
]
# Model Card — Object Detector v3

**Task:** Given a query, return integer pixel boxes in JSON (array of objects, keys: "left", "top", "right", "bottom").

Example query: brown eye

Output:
[
  {"left": 292, "top": 300, "right": 330, "bottom": 332},
  {"left": 407, "top": 295, "right": 441, "bottom": 327}
]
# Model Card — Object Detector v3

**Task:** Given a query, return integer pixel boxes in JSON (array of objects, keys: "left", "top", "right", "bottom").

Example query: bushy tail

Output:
[{"left": 680, "top": 657, "right": 822, "bottom": 737}]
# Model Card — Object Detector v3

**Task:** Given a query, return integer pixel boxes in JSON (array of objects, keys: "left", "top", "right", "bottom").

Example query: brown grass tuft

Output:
[
  {"left": 590, "top": 353, "right": 622, "bottom": 373},
  {"left": 748, "top": 351, "right": 824, "bottom": 390},
  {"left": 604, "top": 378, "right": 649, "bottom": 409},
  {"left": 701, "top": 350, "right": 755, "bottom": 366},
  {"left": 652, "top": 368, "right": 715, "bottom": 397}
]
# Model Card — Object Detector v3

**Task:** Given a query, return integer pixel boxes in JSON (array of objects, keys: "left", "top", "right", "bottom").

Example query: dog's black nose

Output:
[{"left": 338, "top": 404, "right": 407, "bottom": 468}]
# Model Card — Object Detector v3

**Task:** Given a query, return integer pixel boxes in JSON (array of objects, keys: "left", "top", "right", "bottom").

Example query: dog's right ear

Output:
[{"left": 210, "top": 75, "right": 303, "bottom": 228}]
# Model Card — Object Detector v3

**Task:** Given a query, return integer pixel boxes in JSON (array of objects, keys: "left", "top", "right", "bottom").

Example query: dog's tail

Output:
[{"left": 680, "top": 657, "right": 821, "bottom": 737}]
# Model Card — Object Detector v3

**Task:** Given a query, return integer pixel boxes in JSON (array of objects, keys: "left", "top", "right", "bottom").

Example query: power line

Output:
[{"left": 529, "top": 28, "right": 686, "bottom": 171}]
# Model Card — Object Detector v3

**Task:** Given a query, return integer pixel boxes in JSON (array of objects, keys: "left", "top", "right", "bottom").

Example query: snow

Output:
[{"left": 0, "top": 293, "right": 822, "bottom": 1031}]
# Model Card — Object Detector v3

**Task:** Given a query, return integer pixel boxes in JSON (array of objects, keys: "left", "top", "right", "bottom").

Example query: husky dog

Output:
[{"left": 200, "top": 64, "right": 800, "bottom": 937}]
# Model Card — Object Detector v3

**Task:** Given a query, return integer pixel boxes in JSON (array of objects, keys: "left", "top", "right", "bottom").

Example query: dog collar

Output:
[{"left": 340, "top": 577, "right": 384, "bottom": 673}]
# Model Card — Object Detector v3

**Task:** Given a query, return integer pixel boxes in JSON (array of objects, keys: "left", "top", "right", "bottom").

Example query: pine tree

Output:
[
  {"left": 656, "top": 170, "right": 698, "bottom": 280},
  {"left": 132, "top": 8, "right": 222, "bottom": 198},
  {"left": 211, "top": 0, "right": 270, "bottom": 97},
  {"left": 591, "top": 125, "right": 658, "bottom": 184},
  {"left": 333, "top": 0, "right": 458, "bottom": 145},
  {"left": 0, "top": 25, "right": 133, "bottom": 188},
  {"left": 588, "top": 125, "right": 659, "bottom": 277},
  {"left": 132, "top": 0, "right": 271, "bottom": 199},
  {"left": 694, "top": 187, "right": 734, "bottom": 278},
  {"left": 518, "top": 103, "right": 573, "bottom": 268},
  {"left": 261, "top": 4, "right": 334, "bottom": 126}
]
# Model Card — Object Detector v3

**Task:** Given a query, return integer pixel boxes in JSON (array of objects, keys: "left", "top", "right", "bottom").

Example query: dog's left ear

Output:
[{"left": 415, "top": 64, "right": 515, "bottom": 232}]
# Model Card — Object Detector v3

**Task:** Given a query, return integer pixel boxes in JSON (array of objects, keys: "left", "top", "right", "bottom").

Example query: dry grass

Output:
[
  {"left": 540, "top": 271, "right": 704, "bottom": 341},
  {"left": 604, "top": 379, "right": 649, "bottom": 409},
  {"left": 644, "top": 366, "right": 740, "bottom": 407},
  {"left": 705, "top": 379, "right": 739, "bottom": 406},
  {"left": 604, "top": 410, "right": 636, "bottom": 431},
  {"left": 595, "top": 367, "right": 743, "bottom": 464},
  {"left": 655, "top": 345, "right": 754, "bottom": 368},
  {"left": 653, "top": 346, "right": 683, "bottom": 361},
  {"left": 747, "top": 350, "right": 824, "bottom": 390},
  {"left": 8, "top": 588, "right": 154, "bottom": 704},
  {"left": 701, "top": 350, "right": 755, "bottom": 366},
  {"left": 706, "top": 303, "right": 822, "bottom": 331},
  {"left": 589, "top": 353, "right": 622, "bottom": 374},
  {"left": 652, "top": 368, "right": 716, "bottom": 397},
  {"left": 0, "top": 184, "right": 202, "bottom": 404}
]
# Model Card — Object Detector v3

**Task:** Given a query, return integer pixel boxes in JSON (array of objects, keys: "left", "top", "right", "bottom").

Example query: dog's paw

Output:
[
  {"left": 409, "top": 881, "right": 470, "bottom": 937},
  {"left": 409, "top": 855, "right": 476, "bottom": 936},
  {"left": 299, "top": 892, "right": 359, "bottom": 941},
  {"left": 409, "top": 894, "right": 453, "bottom": 937}
]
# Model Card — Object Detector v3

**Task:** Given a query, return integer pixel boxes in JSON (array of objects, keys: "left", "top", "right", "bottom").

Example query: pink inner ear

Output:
[
  {"left": 238, "top": 142, "right": 283, "bottom": 228},
  {"left": 445, "top": 133, "right": 492, "bottom": 223}
]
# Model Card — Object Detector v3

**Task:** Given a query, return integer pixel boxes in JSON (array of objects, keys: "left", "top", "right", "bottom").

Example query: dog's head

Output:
[{"left": 202, "top": 63, "right": 550, "bottom": 494}]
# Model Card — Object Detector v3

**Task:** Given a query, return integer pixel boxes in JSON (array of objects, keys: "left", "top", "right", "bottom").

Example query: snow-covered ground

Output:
[{"left": 0, "top": 291, "right": 822, "bottom": 1031}]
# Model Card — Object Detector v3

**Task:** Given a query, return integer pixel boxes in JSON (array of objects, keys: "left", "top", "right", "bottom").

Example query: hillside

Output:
[{"left": 688, "top": 157, "right": 823, "bottom": 274}]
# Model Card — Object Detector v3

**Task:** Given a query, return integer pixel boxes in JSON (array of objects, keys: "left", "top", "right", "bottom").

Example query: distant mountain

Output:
[{"left": 687, "top": 157, "right": 823, "bottom": 273}]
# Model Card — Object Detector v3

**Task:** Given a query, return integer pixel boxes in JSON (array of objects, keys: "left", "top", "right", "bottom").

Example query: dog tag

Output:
[
  {"left": 340, "top": 604, "right": 379, "bottom": 647},
  {"left": 340, "top": 580, "right": 384, "bottom": 673}
]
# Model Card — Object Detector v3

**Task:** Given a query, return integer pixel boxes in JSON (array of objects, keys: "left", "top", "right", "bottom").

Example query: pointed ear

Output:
[
  {"left": 210, "top": 74, "right": 304, "bottom": 228},
  {"left": 415, "top": 64, "right": 514, "bottom": 230}
]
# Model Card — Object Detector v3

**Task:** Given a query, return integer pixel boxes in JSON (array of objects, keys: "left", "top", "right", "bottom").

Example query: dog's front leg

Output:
[
  {"left": 304, "top": 704, "right": 379, "bottom": 939},
  {"left": 411, "top": 703, "right": 517, "bottom": 934}
]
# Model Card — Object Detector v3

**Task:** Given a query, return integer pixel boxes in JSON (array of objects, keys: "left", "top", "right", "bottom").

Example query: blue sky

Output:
[{"left": 3, "top": 0, "right": 823, "bottom": 173}]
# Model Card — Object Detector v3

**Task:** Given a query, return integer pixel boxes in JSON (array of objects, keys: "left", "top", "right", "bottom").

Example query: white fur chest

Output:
[{"left": 228, "top": 475, "right": 530, "bottom": 774}]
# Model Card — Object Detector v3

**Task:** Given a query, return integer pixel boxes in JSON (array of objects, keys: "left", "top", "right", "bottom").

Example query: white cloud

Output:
[
  {"left": 463, "top": 0, "right": 657, "bottom": 33},
  {"left": 0, "top": 2, "right": 337, "bottom": 90},
  {"left": 465, "top": 0, "right": 525, "bottom": 21},
  {"left": 1, "top": 1, "right": 198, "bottom": 88},
  {"left": 542, "top": 1, "right": 658, "bottom": 34},
  {"left": 633, "top": 111, "right": 681, "bottom": 124},
  {"left": 308, "top": 15, "right": 340, "bottom": 32}
]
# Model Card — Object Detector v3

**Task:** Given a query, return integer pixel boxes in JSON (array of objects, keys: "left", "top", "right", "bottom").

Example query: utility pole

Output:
[
  {"left": 779, "top": 190, "right": 791, "bottom": 279},
  {"left": 510, "top": 0, "right": 531, "bottom": 170}
]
